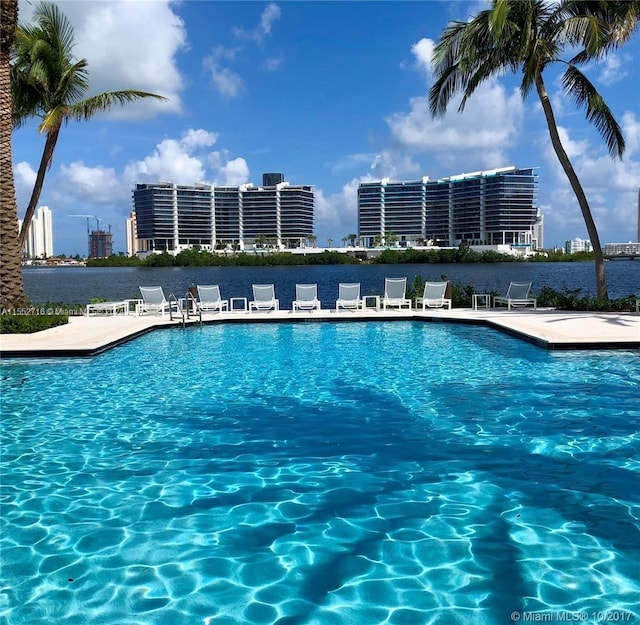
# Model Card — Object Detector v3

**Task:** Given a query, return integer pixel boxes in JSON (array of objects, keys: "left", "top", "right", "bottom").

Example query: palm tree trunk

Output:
[
  {"left": 18, "top": 126, "right": 61, "bottom": 251},
  {"left": 534, "top": 72, "right": 609, "bottom": 301},
  {"left": 0, "top": 0, "right": 28, "bottom": 309}
]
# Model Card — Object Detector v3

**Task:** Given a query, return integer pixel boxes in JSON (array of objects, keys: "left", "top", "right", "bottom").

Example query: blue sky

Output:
[{"left": 13, "top": 0, "right": 640, "bottom": 256}]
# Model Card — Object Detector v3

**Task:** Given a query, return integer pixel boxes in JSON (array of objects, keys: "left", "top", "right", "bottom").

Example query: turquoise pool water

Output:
[{"left": 1, "top": 322, "right": 639, "bottom": 625}]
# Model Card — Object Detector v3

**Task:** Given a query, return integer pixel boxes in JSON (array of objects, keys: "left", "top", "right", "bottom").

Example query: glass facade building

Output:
[
  {"left": 133, "top": 177, "right": 314, "bottom": 254},
  {"left": 358, "top": 166, "right": 540, "bottom": 248}
]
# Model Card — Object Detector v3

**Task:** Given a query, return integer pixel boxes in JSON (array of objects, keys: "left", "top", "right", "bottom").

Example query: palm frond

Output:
[
  {"left": 39, "top": 105, "right": 66, "bottom": 133},
  {"left": 429, "top": 63, "right": 466, "bottom": 117},
  {"left": 562, "top": 0, "right": 640, "bottom": 61},
  {"left": 64, "top": 91, "right": 168, "bottom": 123},
  {"left": 429, "top": 7, "right": 514, "bottom": 116},
  {"left": 561, "top": 64, "right": 625, "bottom": 158},
  {"left": 489, "top": 0, "right": 511, "bottom": 36}
]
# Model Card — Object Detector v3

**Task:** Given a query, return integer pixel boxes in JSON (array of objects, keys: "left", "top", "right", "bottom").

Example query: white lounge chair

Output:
[
  {"left": 416, "top": 281, "right": 451, "bottom": 310},
  {"left": 382, "top": 277, "right": 412, "bottom": 311},
  {"left": 293, "top": 284, "right": 321, "bottom": 312},
  {"left": 493, "top": 282, "right": 537, "bottom": 310},
  {"left": 335, "top": 283, "right": 363, "bottom": 312},
  {"left": 196, "top": 285, "right": 228, "bottom": 313},
  {"left": 138, "top": 286, "right": 173, "bottom": 315},
  {"left": 250, "top": 284, "right": 279, "bottom": 312}
]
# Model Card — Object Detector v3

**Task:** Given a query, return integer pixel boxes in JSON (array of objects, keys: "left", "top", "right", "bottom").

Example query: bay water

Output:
[{"left": 22, "top": 260, "right": 639, "bottom": 305}]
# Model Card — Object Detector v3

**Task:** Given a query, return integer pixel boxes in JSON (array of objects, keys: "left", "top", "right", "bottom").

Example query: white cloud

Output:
[
  {"left": 369, "top": 151, "right": 422, "bottom": 180},
  {"left": 215, "top": 157, "right": 250, "bottom": 187},
  {"left": 207, "top": 64, "right": 245, "bottom": 98},
  {"left": 14, "top": 161, "right": 37, "bottom": 191},
  {"left": 22, "top": 128, "right": 248, "bottom": 215},
  {"left": 597, "top": 53, "right": 628, "bottom": 86},
  {"left": 539, "top": 113, "right": 640, "bottom": 244},
  {"left": 620, "top": 111, "right": 640, "bottom": 156},
  {"left": 411, "top": 38, "right": 435, "bottom": 80},
  {"left": 205, "top": 4, "right": 282, "bottom": 96},
  {"left": 233, "top": 3, "right": 281, "bottom": 42},
  {"left": 263, "top": 57, "right": 284, "bottom": 71},
  {"left": 25, "top": 1, "right": 187, "bottom": 118},
  {"left": 385, "top": 80, "right": 524, "bottom": 172},
  {"left": 57, "top": 163, "right": 123, "bottom": 204},
  {"left": 330, "top": 153, "right": 378, "bottom": 174},
  {"left": 204, "top": 46, "right": 245, "bottom": 98},
  {"left": 404, "top": 31, "right": 525, "bottom": 172},
  {"left": 180, "top": 128, "right": 220, "bottom": 151},
  {"left": 314, "top": 176, "right": 377, "bottom": 241},
  {"left": 124, "top": 130, "right": 219, "bottom": 185},
  {"left": 13, "top": 162, "right": 37, "bottom": 219}
]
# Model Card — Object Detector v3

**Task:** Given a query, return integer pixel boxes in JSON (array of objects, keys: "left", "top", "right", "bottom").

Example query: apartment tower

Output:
[
  {"left": 358, "top": 166, "right": 540, "bottom": 248},
  {"left": 20, "top": 205, "right": 54, "bottom": 259},
  {"left": 132, "top": 176, "right": 314, "bottom": 254}
]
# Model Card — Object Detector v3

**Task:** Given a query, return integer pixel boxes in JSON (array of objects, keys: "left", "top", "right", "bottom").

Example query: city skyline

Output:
[{"left": 11, "top": 1, "right": 640, "bottom": 256}]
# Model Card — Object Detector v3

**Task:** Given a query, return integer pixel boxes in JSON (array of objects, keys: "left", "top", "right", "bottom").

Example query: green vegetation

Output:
[
  {"left": 88, "top": 249, "right": 362, "bottom": 267},
  {"left": 403, "top": 275, "right": 638, "bottom": 311},
  {"left": 529, "top": 251, "right": 595, "bottom": 262},
  {"left": 88, "top": 243, "right": 524, "bottom": 267},
  {"left": 535, "top": 286, "right": 638, "bottom": 312},
  {"left": 0, "top": 312, "right": 68, "bottom": 333},
  {"left": 87, "top": 246, "right": 601, "bottom": 268},
  {"left": 372, "top": 245, "right": 519, "bottom": 264}
]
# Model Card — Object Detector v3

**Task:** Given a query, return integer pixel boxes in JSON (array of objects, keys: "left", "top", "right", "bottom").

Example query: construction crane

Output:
[{"left": 68, "top": 214, "right": 99, "bottom": 256}]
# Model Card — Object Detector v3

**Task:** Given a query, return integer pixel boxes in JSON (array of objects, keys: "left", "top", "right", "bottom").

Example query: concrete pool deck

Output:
[{"left": 1, "top": 307, "right": 639, "bottom": 357}]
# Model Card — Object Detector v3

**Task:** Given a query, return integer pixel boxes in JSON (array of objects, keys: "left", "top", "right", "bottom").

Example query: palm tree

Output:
[
  {"left": 11, "top": 2, "right": 167, "bottom": 252},
  {"left": 0, "top": 0, "right": 28, "bottom": 309},
  {"left": 429, "top": 0, "right": 639, "bottom": 300}
]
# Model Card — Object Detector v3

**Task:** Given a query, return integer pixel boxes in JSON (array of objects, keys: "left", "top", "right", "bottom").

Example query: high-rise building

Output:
[
  {"left": 20, "top": 205, "right": 54, "bottom": 259},
  {"left": 132, "top": 176, "right": 314, "bottom": 254},
  {"left": 532, "top": 210, "right": 544, "bottom": 250},
  {"left": 89, "top": 229, "right": 113, "bottom": 258},
  {"left": 125, "top": 211, "right": 137, "bottom": 257},
  {"left": 357, "top": 166, "right": 540, "bottom": 248}
]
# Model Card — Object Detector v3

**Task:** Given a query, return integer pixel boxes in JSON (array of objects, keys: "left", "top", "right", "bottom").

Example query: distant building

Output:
[
  {"left": 19, "top": 205, "right": 54, "bottom": 259},
  {"left": 604, "top": 242, "right": 640, "bottom": 256},
  {"left": 89, "top": 229, "right": 113, "bottom": 258},
  {"left": 132, "top": 176, "right": 314, "bottom": 254},
  {"left": 357, "top": 166, "right": 540, "bottom": 249},
  {"left": 531, "top": 210, "right": 544, "bottom": 250},
  {"left": 126, "top": 211, "right": 137, "bottom": 257},
  {"left": 565, "top": 238, "right": 593, "bottom": 254}
]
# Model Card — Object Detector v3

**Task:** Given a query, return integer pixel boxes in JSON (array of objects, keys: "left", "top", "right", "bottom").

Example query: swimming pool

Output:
[{"left": 1, "top": 322, "right": 639, "bottom": 625}]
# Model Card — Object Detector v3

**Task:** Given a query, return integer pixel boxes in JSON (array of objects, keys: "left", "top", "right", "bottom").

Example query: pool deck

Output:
[{"left": 1, "top": 307, "right": 639, "bottom": 357}]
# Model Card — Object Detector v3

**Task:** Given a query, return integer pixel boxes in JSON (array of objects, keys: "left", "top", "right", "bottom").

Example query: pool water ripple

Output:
[{"left": 1, "top": 322, "right": 639, "bottom": 624}]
